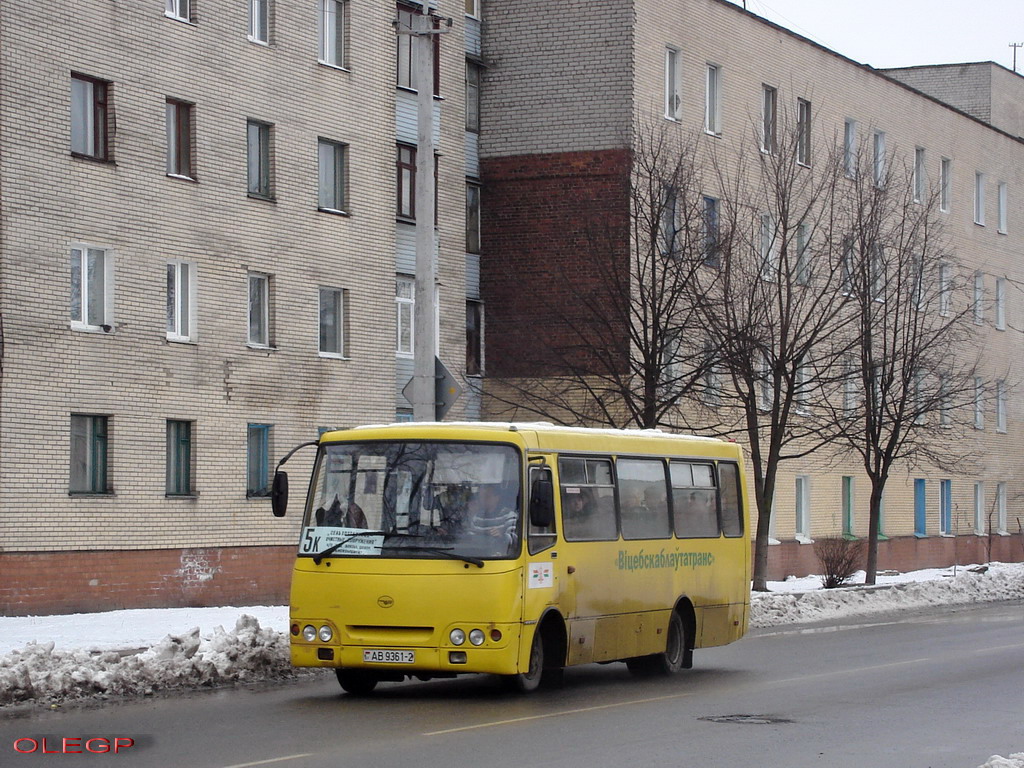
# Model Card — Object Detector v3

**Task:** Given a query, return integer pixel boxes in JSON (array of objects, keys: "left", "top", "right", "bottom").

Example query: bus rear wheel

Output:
[
  {"left": 336, "top": 669, "right": 379, "bottom": 695},
  {"left": 505, "top": 627, "right": 544, "bottom": 692},
  {"left": 627, "top": 611, "right": 686, "bottom": 677}
]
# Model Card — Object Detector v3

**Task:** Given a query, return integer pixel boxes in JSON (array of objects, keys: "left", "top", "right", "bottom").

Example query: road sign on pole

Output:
[{"left": 402, "top": 357, "right": 461, "bottom": 420}]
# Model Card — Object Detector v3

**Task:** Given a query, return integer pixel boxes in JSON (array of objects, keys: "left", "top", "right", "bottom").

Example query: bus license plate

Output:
[{"left": 363, "top": 649, "right": 415, "bottom": 664}]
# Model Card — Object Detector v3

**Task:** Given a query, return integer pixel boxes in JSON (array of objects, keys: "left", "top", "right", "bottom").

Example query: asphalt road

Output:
[{"left": 2, "top": 600, "right": 1022, "bottom": 768}]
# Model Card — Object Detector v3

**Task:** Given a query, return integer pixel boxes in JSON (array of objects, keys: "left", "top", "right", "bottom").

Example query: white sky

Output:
[{"left": 728, "top": 0, "right": 1024, "bottom": 71}]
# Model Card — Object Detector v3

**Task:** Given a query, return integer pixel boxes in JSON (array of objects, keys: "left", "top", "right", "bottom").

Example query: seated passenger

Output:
[
  {"left": 317, "top": 496, "right": 368, "bottom": 528},
  {"left": 464, "top": 485, "right": 518, "bottom": 546}
]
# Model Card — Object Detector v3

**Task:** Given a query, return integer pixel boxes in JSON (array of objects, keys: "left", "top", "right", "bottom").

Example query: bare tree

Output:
[
  {"left": 696, "top": 116, "right": 857, "bottom": 591},
  {"left": 822, "top": 142, "right": 985, "bottom": 585},
  {"left": 483, "top": 121, "right": 721, "bottom": 429}
]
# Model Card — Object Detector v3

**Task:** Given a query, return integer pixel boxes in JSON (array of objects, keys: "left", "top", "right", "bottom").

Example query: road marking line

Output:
[
  {"left": 971, "top": 643, "right": 1024, "bottom": 654},
  {"left": 768, "top": 658, "right": 931, "bottom": 686},
  {"left": 220, "top": 755, "right": 315, "bottom": 768},
  {"left": 424, "top": 691, "right": 695, "bottom": 735}
]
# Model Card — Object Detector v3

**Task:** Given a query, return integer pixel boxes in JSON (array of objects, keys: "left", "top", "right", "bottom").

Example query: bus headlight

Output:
[
  {"left": 449, "top": 628, "right": 466, "bottom": 646},
  {"left": 302, "top": 625, "right": 317, "bottom": 642},
  {"left": 468, "top": 629, "right": 485, "bottom": 646},
  {"left": 318, "top": 625, "right": 333, "bottom": 642}
]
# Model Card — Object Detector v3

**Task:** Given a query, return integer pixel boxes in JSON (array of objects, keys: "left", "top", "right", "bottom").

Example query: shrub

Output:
[{"left": 813, "top": 536, "right": 865, "bottom": 589}]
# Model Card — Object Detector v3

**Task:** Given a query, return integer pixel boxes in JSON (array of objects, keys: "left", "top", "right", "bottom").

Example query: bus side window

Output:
[
  {"left": 617, "top": 458, "right": 671, "bottom": 540},
  {"left": 528, "top": 467, "right": 557, "bottom": 555},
  {"left": 718, "top": 463, "right": 744, "bottom": 537},
  {"left": 559, "top": 456, "right": 616, "bottom": 541},
  {"left": 671, "top": 462, "right": 720, "bottom": 538}
]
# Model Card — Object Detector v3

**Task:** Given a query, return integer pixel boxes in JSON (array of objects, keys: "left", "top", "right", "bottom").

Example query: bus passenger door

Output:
[{"left": 525, "top": 463, "right": 576, "bottom": 625}]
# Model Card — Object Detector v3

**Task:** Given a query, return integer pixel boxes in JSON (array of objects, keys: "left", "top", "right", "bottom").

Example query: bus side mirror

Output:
[
  {"left": 529, "top": 477, "right": 554, "bottom": 528},
  {"left": 271, "top": 471, "right": 289, "bottom": 517}
]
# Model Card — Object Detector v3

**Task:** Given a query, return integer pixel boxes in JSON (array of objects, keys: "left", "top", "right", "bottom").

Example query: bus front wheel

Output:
[
  {"left": 627, "top": 611, "right": 686, "bottom": 677},
  {"left": 505, "top": 628, "right": 544, "bottom": 692},
  {"left": 336, "top": 669, "right": 379, "bottom": 695}
]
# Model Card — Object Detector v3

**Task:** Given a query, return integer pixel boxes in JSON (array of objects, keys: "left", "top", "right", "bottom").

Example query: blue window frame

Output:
[
  {"left": 939, "top": 479, "right": 952, "bottom": 535},
  {"left": 247, "top": 423, "right": 271, "bottom": 496},
  {"left": 914, "top": 478, "right": 926, "bottom": 536}
]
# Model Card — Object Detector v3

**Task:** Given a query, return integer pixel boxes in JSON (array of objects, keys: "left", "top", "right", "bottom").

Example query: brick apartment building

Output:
[{"left": 0, "top": 0, "right": 1020, "bottom": 614}]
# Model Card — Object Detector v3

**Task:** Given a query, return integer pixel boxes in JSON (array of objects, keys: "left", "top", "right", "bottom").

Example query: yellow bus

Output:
[{"left": 271, "top": 423, "right": 750, "bottom": 694}]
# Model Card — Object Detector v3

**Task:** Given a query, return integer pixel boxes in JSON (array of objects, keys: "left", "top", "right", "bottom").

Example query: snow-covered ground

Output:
[{"left": 1, "top": 562, "right": 1021, "bottom": 765}]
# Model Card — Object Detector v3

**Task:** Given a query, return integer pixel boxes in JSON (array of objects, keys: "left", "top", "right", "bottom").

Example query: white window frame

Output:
[
  {"left": 318, "top": 286, "right": 346, "bottom": 358},
  {"left": 973, "top": 482, "right": 985, "bottom": 535},
  {"left": 938, "top": 262, "right": 951, "bottom": 316},
  {"left": 317, "top": 138, "right": 347, "bottom": 213},
  {"left": 974, "top": 376, "right": 985, "bottom": 430},
  {"left": 795, "top": 475, "right": 812, "bottom": 543},
  {"left": 995, "top": 277, "right": 1006, "bottom": 330},
  {"left": 664, "top": 47, "right": 681, "bottom": 121},
  {"left": 165, "top": 98, "right": 193, "bottom": 179},
  {"left": 705, "top": 64, "right": 721, "bottom": 135},
  {"left": 913, "top": 147, "right": 926, "bottom": 203},
  {"left": 996, "top": 481, "right": 1007, "bottom": 534},
  {"left": 843, "top": 119, "right": 857, "bottom": 177},
  {"left": 973, "top": 271, "right": 984, "bottom": 324},
  {"left": 247, "top": 119, "right": 272, "bottom": 198},
  {"left": 843, "top": 355, "right": 859, "bottom": 412},
  {"left": 70, "top": 245, "right": 114, "bottom": 332},
  {"left": 796, "top": 98, "right": 811, "bottom": 167},
  {"left": 758, "top": 351, "right": 773, "bottom": 411},
  {"left": 996, "top": 379, "right": 1007, "bottom": 433},
  {"left": 939, "top": 376, "right": 952, "bottom": 427},
  {"left": 974, "top": 171, "right": 985, "bottom": 225},
  {"left": 939, "top": 157, "right": 951, "bottom": 212},
  {"left": 759, "top": 213, "right": 777, "bottom": 280},
  {"left": 997, "top": 181, "right": 1007, "bottom": 234},
  {"left": 318, "top": 0, "right": 347, "bottom": 68},
  {"left": 760, "top": 84, "right": 777, "bottom": 154},
  {"left": 71, "top": 74, "right": 108, "bottom": 160},
  {"left": 165, "top": 0, "right": 190, "bottom": 22},
  {"left": 247, "top": 272, "right": 271, "bottom": 348},
  {"left": 465, "top": 0, "right": 480, "bottom": 18},
  {"left": 796, "top": 362, "right": 811, "bottom": 415},
  {"left": 166, "top": 260, "right": 197, "bottom": 342},
  {"left": 396, "top": 275, "right": 414, "bottom": 357},
  {"left": 872, "top": 130, "right": 886, "bottom": 187},
  {"left": 249, "top": 0, "right": 270, "bottom": 43}
]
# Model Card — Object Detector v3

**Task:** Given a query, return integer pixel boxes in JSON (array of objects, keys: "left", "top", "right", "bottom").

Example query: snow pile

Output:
[
  {"left": 751, "top": 561, "right": 1024, "bottom": 628},
  {"left": 977, "top": 755, "right": 1024, "bottom": 768},
  {"left": 0, "top": 615, "right": 296, "bottom": 706}
]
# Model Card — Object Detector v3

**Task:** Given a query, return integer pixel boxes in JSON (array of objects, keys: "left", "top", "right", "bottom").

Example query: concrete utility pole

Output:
[
  {"left": 397, "top": 11, "right": 451, "bottom": 421},
  {"left": 1011, "top": 42, "right": 1023, "bottom": 73}
]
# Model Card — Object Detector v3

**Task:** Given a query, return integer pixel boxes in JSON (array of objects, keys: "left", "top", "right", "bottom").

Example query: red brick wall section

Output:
[
  {"left": 0, "top": 547, "right": 295, "bottom": 617},
  {"left": 760, "top": 535, "right": 1024, "bottom": 582},
  {"left": 481, "top": 149, "right": 632, "bottom": 378}
]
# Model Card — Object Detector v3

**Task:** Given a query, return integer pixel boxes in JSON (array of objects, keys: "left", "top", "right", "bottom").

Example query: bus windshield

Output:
[{"left": 299, "top": 441, "right": 522, "bottom": 561}]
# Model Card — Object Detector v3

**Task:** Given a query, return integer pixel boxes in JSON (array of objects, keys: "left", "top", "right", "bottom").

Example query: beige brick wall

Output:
[{"left": 0, "top": 0, "right": 473, "bottom": 552}]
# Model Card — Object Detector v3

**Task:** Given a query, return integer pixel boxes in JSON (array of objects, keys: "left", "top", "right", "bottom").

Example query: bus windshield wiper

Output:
[
  {"left": 389, "top": 543, "right": 485, "bottom": 568},
  {"left": 312, "top": 531, "right": 385, "bottom": 565}
]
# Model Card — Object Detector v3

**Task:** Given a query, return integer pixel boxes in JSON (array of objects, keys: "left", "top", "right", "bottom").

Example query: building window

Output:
[
  {"left": 760, "top": 85, "right": 777, "bottom": 154},
  {"left": 70, "top": 245, "right": 112, "bottom": 330},
  {"left": 973, "top": 272, "right": 984, "bottom": 324},
  {"left": 939, "top": 479, "right": 952, "bottom": 536},
  {"left": 914, "top": 478, "right": 927, "bottom": 536},
  {"left": 664, "top": 47, "right": 681, "bottom": 120},
  {"left": 466, "top": 61, "right": 481, "bottom": 132},
  {"left": 795, "top": 223, "right": 810, "bottom": 285},
  {"left": 397, "top": 144, "right": 416, "bottom": 219},
  {"left": 939, "top": 376, "right": 952, "bottom": 427},
  {"left": 705, "top": 65, "right": 721, "bottom": 135},
  {"left": 396, "top": 5, "right": 439, "bottom": 94},
  {"left": 974, "top": 172, "right": 985, "bottom": 225},
  {"left": 659, "top": 186, "right": 678, "bottom": 257},
  {"left": 796, "top": 98, "right": 811, "bottom": 166},
  {"left": 997, "top": 181, "right": 1007, "bottom": 233},
  {"left": 758, "top": 351, "right": 773, "bottom": 411},
  {"left": 840, "top": 237, "right": 854, "bottom": 296},
  {"left": 71, "top": 74, "right": 109, "bottom": 160},
  {"left": 246, "top": 120, "right": 273, "bottom": 198},
  {"left": 249, "top": 0, "right": 270, "bottom": 43},
  {"left": 165, "top": 0, "right": 191, "bottom": 22},
  {"left": 841, "top": 476, "right": 854, "bottom": 537},
  {"left": 974, "top": 376, "right": 985, "bottom": 430},
  {"left": 319, "top": 0, "right": 347, "bottom": 68},
  {"left": 913, "top": 147, "right": 926, "bottom": 203},
  {"left": 466, "top": 300, "right": 482, "bottom": 375},
  {"left": 995, "top": 277, "right": 1006, "bottom": 330},
  {"left": 940, "top": 158, "right": 951, "bottom": 212},
  {"left": 166, "top": 420, "right": 194, "bottom": 496},
  {"left": 466, "top": 183, "right": 481, "bottom": 254},
  {"left": 843, "top": 119, "right": 857, "bottom": 177},
  {"left": 973, "top": 482, "right": 985, "bottom": 535},
  {"left": 843, "top": 355, "right": 859, "bottom": 411},
  {"left": 872, "top": 131, "right": 886, "bottom": 187},
  {"left": 996, "top": 481, "right": 1007, "bottom": 533},
  {"left": 796, "top": 362, "right": 811, "bottom": 415},
  {"left": 165, "top": 99, "right": 194, "bottom": 179},
  {"left": 167, "top": 260, "right": 196, "bottom": 342},
  {"left": 247, "top": 424, "right": 271, "bottom": 497},
  {"left": 465, "top": 0, "right": 480, "bottom": 18},
  {"left": 317, "top": 138, "right": 347, "bottom": 212},
  {"left": 396, "top": 275, "right": 414, "bottom": 356},
  {"left": 248, "top": 272, "right": 271, "bottom": 347},
  {"left": 319, "top": 287, "right": 346, "bottom": 357},
  {"left": 702, "top": 196, "right": 719, "bottom": 267},
  {"left": 759, "top": 213, "right": 777, "bottom": 280},
  {"left": 938, "top": 263, "right": 951, "bottom": 316},
  {"left": 70, "top": 415, "right": 109, "bottom": 494},
  {"left": 996, "top": 380, "right": 1007, "bottom": 433},
  {"left": 795, "top": 475, "right": 811, "bottom": 541}
]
